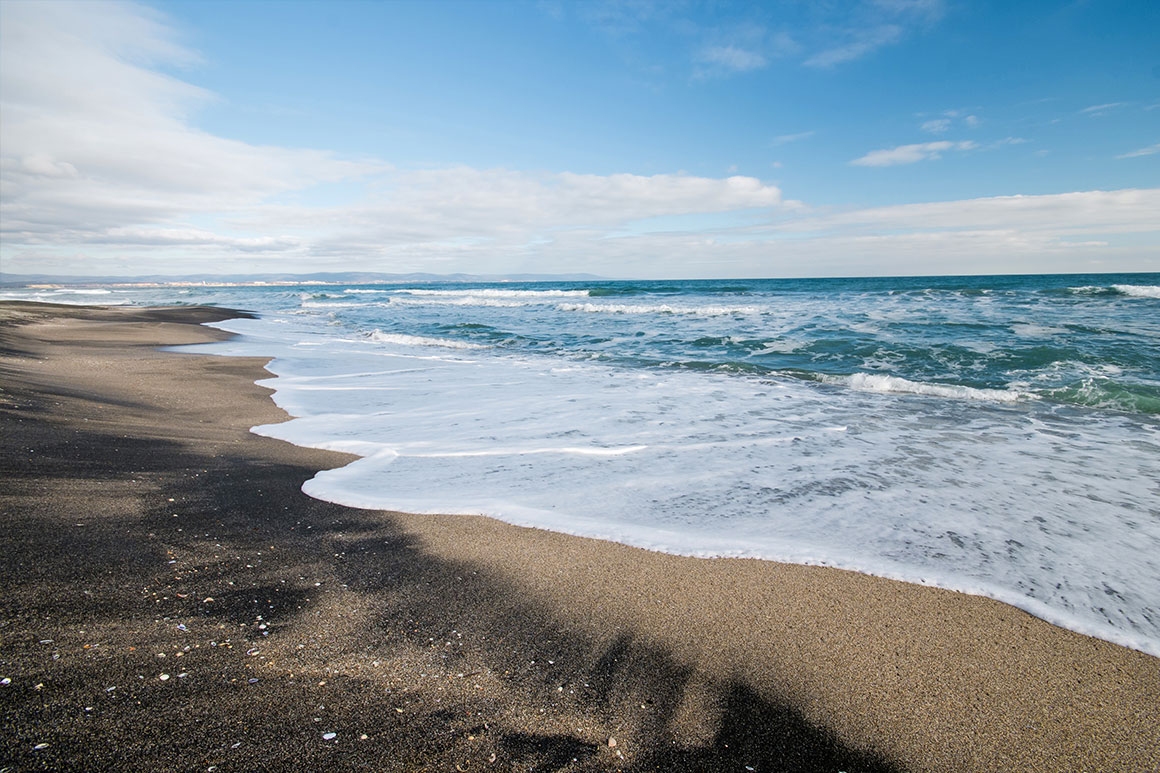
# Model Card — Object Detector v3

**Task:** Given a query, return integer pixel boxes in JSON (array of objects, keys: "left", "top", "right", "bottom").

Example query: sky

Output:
[{"left": 1, "top": 0, "right": 1157, "bottom": 279}]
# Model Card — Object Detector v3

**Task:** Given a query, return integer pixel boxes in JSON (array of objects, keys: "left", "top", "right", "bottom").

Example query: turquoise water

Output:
[
  {"left": 5, "top": 272, "right": 1159, "bottom": 655},
  {"left": 294, "top": 273, "right": 1160, "bottom": 415}
]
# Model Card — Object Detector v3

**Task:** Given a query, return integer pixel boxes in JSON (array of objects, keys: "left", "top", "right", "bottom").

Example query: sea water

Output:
[{"left": 6, "top": 273, "right": 1159, "bottom": 656}]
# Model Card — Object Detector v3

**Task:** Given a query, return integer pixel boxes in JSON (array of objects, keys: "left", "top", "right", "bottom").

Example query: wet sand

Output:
[{"left": 1, "top": 301, "right": 1157, "bottom": 772}]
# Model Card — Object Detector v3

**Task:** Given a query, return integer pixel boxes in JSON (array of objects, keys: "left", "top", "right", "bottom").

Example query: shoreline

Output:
[{"left": 1, "top": 301, "right": 1157, "bottom": 771}]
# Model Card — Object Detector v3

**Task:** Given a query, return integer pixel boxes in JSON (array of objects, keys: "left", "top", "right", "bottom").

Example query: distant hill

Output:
[{"left": 0, "top": 271, "right": 611, "bottom": 286}]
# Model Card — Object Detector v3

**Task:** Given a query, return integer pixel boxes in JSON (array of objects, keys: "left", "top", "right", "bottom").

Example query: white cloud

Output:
[
  {"left": 183, "top": 184, "right": 1159, "bottom": 279},
  {"left": 919, "top": 109, "right": 980, "bottom": 134},
  {"left": 93, "top": 227, "right": 300, "bottom": 252},
  {"left": 805, "top": 25, "right": 902, "bottom": 68},
  {"left": 242, "top": 168, "right": 782, "bottom": 248},
  {"left": 661, "top": 188, "right": 1160, "bottom": 278},
  {"left": 801, "top": 0, "right": 944, "bottom": 69},
  {"left": 768, "top": 189, "right": 1160, "bottom": 235},
  {"left": 1080, "top": 102, "right": 1129, "bottom": 116},
  {"left": 1116, "top": 142, "right": 1160, "bottom": 159},
  {"left": 850, "top": 140, "right": 977, "bottom": 167},
  {"left": 0, "top": 0, "right": 382, "bottom": 248},
  {"left": 464, "top": 188, "right": 1159, "bottom": 278},
  {"left": 697, "top": 45, "right": 767, "bottom": 73},
  {"left": 771, "top": 131, "right": 815, "bottom": 145},
  {"left": 985, "top": 137, "right": 1028, "bottom": 149}
]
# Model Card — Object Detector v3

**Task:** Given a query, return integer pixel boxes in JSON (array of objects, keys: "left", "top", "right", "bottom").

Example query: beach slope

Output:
[{"left": 1, "top": 302, "right": 1156, "bottom": 772}]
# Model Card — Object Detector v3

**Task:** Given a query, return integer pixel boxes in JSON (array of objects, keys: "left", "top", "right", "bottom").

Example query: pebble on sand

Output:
[{"left": 322, "top": 732, "right": 337, "bottom": 741}]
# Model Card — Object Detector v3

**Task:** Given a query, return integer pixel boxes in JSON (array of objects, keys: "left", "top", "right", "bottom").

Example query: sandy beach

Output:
[{"left": 1, "top": 302, "right": 1157, "bottom": 772}]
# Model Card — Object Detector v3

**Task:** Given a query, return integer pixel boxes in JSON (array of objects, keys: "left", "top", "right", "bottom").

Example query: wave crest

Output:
[
  {"left": 822, "top": 372, "right": 1030, "bottom": 403},
  {"left": 1111, "top": 284, "right": 1160, "bottom": 298},
  {"left": 366, "top": 330, "right": 488, "bottom": 349},
  {"left": 556, "top": 302, "right": 759, "bottom": 316}
]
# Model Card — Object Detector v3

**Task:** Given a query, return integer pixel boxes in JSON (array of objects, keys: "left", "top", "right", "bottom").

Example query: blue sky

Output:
[{"left": 1, "top": 0, "right": 1157, "bottom": 278}]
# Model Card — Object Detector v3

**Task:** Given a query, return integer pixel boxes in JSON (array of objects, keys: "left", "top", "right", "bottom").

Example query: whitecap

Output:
[
  {"left": 366, "top": 330, "right": 488, "bottom": 349},
  {"left": 823, "top": 372, "right": 1029, "bottom": 403},
  {"left": 555, "top": 302, "right": 759, "bottom": 316},
  {"left": 391, "top": 288, "right": 588, "bottom": 298},
  {"left": 1112, "top": 284, "right": 1160, "bottom": 298}
]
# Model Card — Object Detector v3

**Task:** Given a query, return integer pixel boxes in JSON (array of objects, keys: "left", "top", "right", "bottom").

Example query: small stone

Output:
[
  {"left": 608, "top": 737, "right": 617, "bottom": 748},
  {"left": 34, "top": 742, "right": 50, "bottom": 750},
  {"left": 0, "top": 678, "right": 10, "bottom": 686},
  {"left": 359, "top": 734, "right": 368, "bottom": 740},
  {"left": 159, "top": 674, "right": 170, "bottom": 681},
  {"left": 322, "top": 732, "right": 337, "bottom": 740}
]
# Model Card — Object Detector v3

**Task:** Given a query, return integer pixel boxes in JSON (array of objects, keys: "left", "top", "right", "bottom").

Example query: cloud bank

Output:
[{"left": 0, "top": 1, "right": 382, "bottom": 246}]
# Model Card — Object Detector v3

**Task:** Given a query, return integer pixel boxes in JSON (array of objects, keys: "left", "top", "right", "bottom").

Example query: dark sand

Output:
[{"left": 1, "top": 301, "right": 1157, "bottom": 772}]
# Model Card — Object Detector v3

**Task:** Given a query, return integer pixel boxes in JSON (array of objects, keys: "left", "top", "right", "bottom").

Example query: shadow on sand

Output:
[{"left": 1, "top": 333, "right": 899, "bottom": 772}]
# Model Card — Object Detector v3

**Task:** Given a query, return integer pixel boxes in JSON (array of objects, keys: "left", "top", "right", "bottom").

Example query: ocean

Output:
[{"left": 6, "top": 273, "right": 1159, "bottom": 656}]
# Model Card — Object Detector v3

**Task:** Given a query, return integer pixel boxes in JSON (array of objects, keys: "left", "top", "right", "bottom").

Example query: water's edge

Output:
[{"left": 199, "top": 315, "right": 1160, "bottom": 660}]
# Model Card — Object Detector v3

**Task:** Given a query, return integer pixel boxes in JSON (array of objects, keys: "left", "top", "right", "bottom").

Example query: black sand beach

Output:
[{"left": 1, "top": 302, "right": 1157, "bottom": 772}]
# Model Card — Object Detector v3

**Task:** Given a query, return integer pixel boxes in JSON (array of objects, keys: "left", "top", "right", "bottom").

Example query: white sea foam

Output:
[
  {"left": 366, "top": 330, "right": 488, "bottom": 349},
  {"left": 1112, "top": 284, "right": 1160, "bottom": 298},
  {"left": 380, "top": 292, "right": 760, "bottom": 316},
  {"left": 301, "top": 301, "right": 367, "bottom": 308},
  {"left": 823, "top": 372, "right": 1030, "bottom": 403},
  {"left": 1010, "top": 323, "right": 1069, "bottom": 338},
  {"left": 386, "top": 296, "right": 532, "bottom": 308},
  {"left": 392, "top": 288, "right": 589, "bottom": 298},
  {"left": 750, "top": 338, "right": 805, "bottom": 354},
  {"left": 0, "top": 290, "right": 131, "bottom": 305},
  {"left": 555, "top": 302, "right": 760, "bottom": 316},
  {"left": 188, "top": 287, "right": 1160, "bottom": 659}
]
